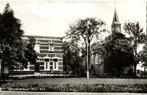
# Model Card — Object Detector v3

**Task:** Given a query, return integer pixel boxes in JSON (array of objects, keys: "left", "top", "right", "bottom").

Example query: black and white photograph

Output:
[{"left": 0, "top": 0, "right": 147, "bottom": 95}]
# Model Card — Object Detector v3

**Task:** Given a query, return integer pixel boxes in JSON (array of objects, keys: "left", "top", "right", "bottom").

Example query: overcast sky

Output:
[{"left": 0, "top": 0, "right": 146, "bottom": 37}]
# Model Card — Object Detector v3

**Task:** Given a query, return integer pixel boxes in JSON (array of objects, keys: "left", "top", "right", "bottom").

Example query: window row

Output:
[
  {"left": 37, "top": 39, "right": 62, "bottom": 43},
  {"left": 54, "top": 47, "right": 63, "bottom": 49},
  {"left": 24, "top": 64, "right": 63, "bottom": 71},
  {"left": 40, "top": 50, "right": 54, "bottom": 53}
]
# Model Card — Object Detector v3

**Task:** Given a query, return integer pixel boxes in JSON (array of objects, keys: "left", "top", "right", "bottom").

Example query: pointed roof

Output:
[{"left": 112, "top": 9, "right": 119, "bottom": 24}]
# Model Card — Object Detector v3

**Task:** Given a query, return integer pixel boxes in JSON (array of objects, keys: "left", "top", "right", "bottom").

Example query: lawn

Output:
[
  {"left": 6, "top": 78, "right": 147, "bottom": 85},
  {"left": 1, "top": 78, "right": 147, "bottom": 92}
]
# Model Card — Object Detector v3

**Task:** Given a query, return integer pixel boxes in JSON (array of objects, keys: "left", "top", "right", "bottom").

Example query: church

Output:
[{"left": 91, "top": 8, "right": 136, "bottom": 77}]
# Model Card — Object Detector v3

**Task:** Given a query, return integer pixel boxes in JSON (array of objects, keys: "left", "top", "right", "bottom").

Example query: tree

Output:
[
  {"left": 104, "top": 32, "right": 136, "bottom": 77},
  {"left": 24, "top": 37, "right": 39, "bottom": 72},
  {"left": 124, "top": 22, "right": 145, "bottom": 74},
  {"left": 66, "top": 18, "right": 105, "bottom": 78},
  {"left": 62, "top": 41, "right": 85, "bottom": 76},
  {"left": 0, "top": 3, "right": 27, "bottom": 78},
  {"left": 91, "top": 41, "right": 106, "bottom": 58},
  {"left": 138, "top": 42, "right": 147, "bottom": 77}
]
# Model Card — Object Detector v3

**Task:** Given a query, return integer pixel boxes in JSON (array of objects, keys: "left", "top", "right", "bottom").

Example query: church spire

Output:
[
  {"left": 112, "top": 9, "right": 119, "bottom": 24},
  {"left": 111, "top": 8, "right": 121, "bottom": 33}
]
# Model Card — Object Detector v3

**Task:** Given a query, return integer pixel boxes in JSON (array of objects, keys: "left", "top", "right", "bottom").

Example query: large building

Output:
[
  {"left": 12, "top": 35, "right": 63, "bottom": 75},
  {"left": 91, "top": 8, "right": 136, "bottom": 76},
  {"left": 91, "top": 8, "right": 121, "bottom": 75}
]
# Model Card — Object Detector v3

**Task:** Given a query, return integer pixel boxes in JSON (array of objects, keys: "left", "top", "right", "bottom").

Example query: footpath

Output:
[{"left": 0, "top": 91, "right": 147, "bottom": 95}]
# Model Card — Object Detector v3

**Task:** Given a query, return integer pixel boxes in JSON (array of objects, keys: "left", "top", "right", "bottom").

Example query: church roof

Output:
[{"left": 112, "top": 9, "right": 120, "bottom": 24}]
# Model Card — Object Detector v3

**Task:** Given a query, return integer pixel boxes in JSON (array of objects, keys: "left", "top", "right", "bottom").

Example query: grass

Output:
[
  {"left": 1, "top": 78, "right": 147, "bottom": 92},
  {"left": 5, "top": 78, "right": 147, "bottom": 85}
]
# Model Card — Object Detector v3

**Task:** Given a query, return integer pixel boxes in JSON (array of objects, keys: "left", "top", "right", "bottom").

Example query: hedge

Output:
[{"left": 2, "top": 83, "right": 147, "bottom": 93}]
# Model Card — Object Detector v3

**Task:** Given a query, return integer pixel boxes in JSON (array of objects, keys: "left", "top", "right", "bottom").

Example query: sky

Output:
[{"left": 0, "top": 0, "right": 146, "bottom": 37}]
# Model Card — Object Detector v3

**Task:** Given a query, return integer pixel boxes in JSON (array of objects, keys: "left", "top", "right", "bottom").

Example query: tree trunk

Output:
[
  {"left": 1, "top": 60, "right": 5, "bottom": 79},
  {"left": 86, "top": 43, "right": 89, "bottom": 78},
  {"left": 87, "top": 41, "right": 91, "bottom": 78},
  {"left": 134, "top": 64, "right": 137, "bottom": 76},
  {"left": 133, "top": 48, "right": 137, "bottom": 77},
  {"left": 144, "top": 65, "right": 146, "bottom": 78},
  {"left": 88, "top": 42, "right": 91, "bottom": 73}
]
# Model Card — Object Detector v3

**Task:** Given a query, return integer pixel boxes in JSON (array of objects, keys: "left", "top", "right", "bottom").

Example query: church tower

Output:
[{"left": 111, "top": 9, "right": 121, "bottom": 33}]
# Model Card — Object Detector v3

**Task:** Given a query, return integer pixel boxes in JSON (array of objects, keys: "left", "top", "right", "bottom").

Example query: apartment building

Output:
[{"left": 13, "top": 35, "right": 63, "bottom": 75}]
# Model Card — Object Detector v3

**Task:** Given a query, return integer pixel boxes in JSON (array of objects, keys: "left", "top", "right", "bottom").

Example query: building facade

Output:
[{"left": 13, "top": 35, "right": 63, "bottom": 75}]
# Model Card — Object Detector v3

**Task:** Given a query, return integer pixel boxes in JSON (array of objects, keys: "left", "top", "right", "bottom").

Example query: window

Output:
[
  {"left": 48, "top": 54, "right": 55, "bottom": 57},
  {"left": 53, "top": 58, "right": 58, "bottom": 62},
  {"left": 50, "top": 62, "right": 53, "bottom": 70},
  {"left": 45, "top": 59, "right": 49, "bottom": 61},
  {"left": 59, "top": 66, "right": 63, "bottom": 70},
  {"left": 56, "top": 54, "right": 63, "bottom": 58},
  {"left": 49, "top": 45, "right": 54, "bottom": 51},
  {"left": 54, "top": 62, "right": 57, "bottom": 69},
  {"left": 38, "top": 62, "right": 44, "bottom": 65},
  {"left": 39, "top": 59, "right": 45, "bottom": 61},
  {"left": 40, "top": 50, "right": 49, "bottom": 53},
  {"left": 40, "top": 66, "right": 44, "bottom": 70},
  {"left": 58, "top": 62, "right": 63, "bottom": 65},
  {"left": 39, "top": 54, "right": 46, "bottom": 57},
  {"left": 48, "top": 51, "right": 54, "bottom": 53},
  {"left": 39, "top": 40, "right": 48, "bottom": 42},
  {"left": 54, "top": 51, "right": 62, "bottom": 53},
  {"left": 54, "top": 43, "right": 62, "bottom": 46},
  {"left": 58, "top": 59, "right": 63, "bottom": 61},
  {"left": 40, "top": 43, "right": 49, "bottom": 45},
  {"left": 44, "top": 61, "right": 50, "bottom": 70},
  {"left": 50, "top": 66, "right": 53, "bottom": 70},
  {"left": 53, "top": 40, "right": 62, "bottom": 43},
  {"left": 46, "top": 62, "right": 48, "bottom": 69},
  {"left": 40, "top": 46, "right": 49, "bottom": 49},
  {"left": 50, "top": 62, "right": 53, "bottom": 65},
  {"left": 54, "top": 47, "right": 62, "bottom": 49}
]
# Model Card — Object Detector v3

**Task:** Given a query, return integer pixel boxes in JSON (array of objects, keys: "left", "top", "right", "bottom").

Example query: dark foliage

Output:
[
  {"left": 104, "top": 32, "right": 136, "bottom": 76},
  {"left": 24, "top": 37, "right": 39, "bottom": 72},
  {"left": 124, "top": 22, "right": 145, "bottom": 73},
  {"left": 62, "top": 41, "right": 85, "bottom": 76},
  {"left": 0, "top": 3, "right": 27, "bottom": 78}
]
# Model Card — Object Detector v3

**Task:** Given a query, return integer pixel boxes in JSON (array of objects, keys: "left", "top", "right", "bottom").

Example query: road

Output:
[{"left": 0, "top": 91, "right": 147, "bottom": 95}]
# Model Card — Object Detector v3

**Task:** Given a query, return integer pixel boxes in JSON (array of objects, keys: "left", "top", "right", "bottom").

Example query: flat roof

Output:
[{"left": 23, "top": 35, "right": 63, "bottom": 39}]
